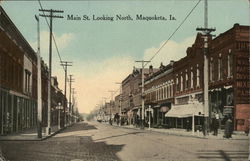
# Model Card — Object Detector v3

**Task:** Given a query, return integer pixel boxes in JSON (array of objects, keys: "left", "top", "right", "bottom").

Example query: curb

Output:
[
  {"left": 0, "top": 124, "right": 74, "bottom": 141},
  {"left": 106, "top": 123, "right": 248, "bottom": 140}
]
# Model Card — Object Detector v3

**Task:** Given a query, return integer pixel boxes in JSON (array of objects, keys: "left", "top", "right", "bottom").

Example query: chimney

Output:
[
  {"left": 149, "top": 65, "right": 153, "bottom": 74},
  {"left": 170, "top": 60, "right": 174, "bottom": 66}
]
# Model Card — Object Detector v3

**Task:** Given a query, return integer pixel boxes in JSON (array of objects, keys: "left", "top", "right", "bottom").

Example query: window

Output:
[
  {"left": 166, "top": 85, "right": 169, "bottom": 98},
  {"left": 180, "top": 73, "right": 183, "bottom": 91},
  {"left": 218, "top": 54, "right": 222, "bottom": 80},
  {"left": 190, "top": 67, "right": 194, "bottom": 89},
  {"left": 228, "top": 49, "right": 233, "bottom": 77},
  {"left": 210, "top": 57, "right": 213, "bottom": 82},
  {"left": 176, "top": 74, "right": 179, "bottom": 92},
  {"left": 185, "top": 70, "right": 188, "bottom": 90},
  {"left": 171, "top": 83, "right": 173, "bottom": 97},
  {"left": 25, "top": 69, "right": 31, "bottom": 94},
  {"left": 196, "top": 64, "right": 200, "bottom": 87}
]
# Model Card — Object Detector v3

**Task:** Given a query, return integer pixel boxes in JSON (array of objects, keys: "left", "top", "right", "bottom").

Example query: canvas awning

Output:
[{"left": 165, "top": 103, "right": 204, "bottom": 118}]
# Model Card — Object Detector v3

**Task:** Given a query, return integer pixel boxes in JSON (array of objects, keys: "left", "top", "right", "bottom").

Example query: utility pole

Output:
[
  {"left": 196, "top": 0, "right": 215, "bottom": 136},
  {"left": 68, "top": 74, "right": 74, "bottom": 125},
  {"left": 108, "top": 90, "right": 115, "bottom": 123},
  {"left": 115, "top": 82, "right": 122, "bottom": 126},
  {"left": 35, "top": 15, "right": 42, "bottom": 138},
  {"left": 135, "top": 60, "right": 150, "bottom": 129},
  {"left": 39, "top": 9, "right": 63, "bottom": 135},
  {"left": 60, "top": 61, "right": 72, "bottom": 127}
]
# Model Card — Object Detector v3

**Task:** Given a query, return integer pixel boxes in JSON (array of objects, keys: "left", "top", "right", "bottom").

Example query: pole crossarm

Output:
[{"left": 39, "top": 14, "right": 64, "bottom": 19}]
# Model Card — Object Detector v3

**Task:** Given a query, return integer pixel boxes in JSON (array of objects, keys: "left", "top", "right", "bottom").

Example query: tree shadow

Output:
[{"left": 196, "top": 150, "right": 248, "bottom": 161}]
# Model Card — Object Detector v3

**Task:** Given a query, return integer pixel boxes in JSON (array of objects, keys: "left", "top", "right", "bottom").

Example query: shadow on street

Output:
[
  {"left": 94, "top": 131, "right": 143, "bottom": 141},
  {"left": 0, "top": 122, "right": 124, "bottom": 161},
  {"left": 60, "top": 122, "right": 97, "bottom": 134},
  {"left": 196, "top": 150, "right": 248, "bottom": 161}
]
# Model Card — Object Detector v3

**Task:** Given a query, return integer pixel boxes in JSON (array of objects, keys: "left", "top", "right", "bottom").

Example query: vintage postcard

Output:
[{"left": 0, "top": 0, "right": 249, "bottom": 161}]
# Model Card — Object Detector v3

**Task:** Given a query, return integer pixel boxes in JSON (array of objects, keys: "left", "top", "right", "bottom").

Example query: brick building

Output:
[
  {"left": 0, "top": 6, "right": 38, "bottom": 135},
  {"left": 164, "top": 33, "right": 207, "bottom": 130},
  {"left": 0, "top": 6, "right": 67, "bottom": 135},
  {"left": 208, "top": 24, "right": 249, "bottom": 131},
  {"left": 121, "top": 67, "right": 158, "bottom": 125},
  {"left": 144, "top": 63, "right": 174, "bottom": 127}
]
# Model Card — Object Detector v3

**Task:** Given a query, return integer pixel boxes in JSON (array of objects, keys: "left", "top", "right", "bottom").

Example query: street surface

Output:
[{"left": 0, "top": 122, "right": 248, "bottom": 161}]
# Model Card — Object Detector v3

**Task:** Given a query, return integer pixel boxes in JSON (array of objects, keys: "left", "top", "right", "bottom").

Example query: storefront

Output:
[
  {"left": 165, "top": 101, "right": 204, "bottom": 132},
  {"left": 0, "top": 88, "right": 37, "bottom": 135}
]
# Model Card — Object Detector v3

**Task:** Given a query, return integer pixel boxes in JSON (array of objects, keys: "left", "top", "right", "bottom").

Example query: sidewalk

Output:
[
  {"left": 110, "top": 123, "right": 248, "bottom": 140},
  {"left": 0, "top": 125, "right": 67, "bottom": 141}
]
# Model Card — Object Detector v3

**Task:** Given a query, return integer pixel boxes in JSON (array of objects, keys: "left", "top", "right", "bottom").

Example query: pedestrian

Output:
[
  {"left": 213, "top": 112, "right": 219, "bottom": 136},
  {"left": 224, "top": 115, "right": 233, "bottom": 138},
  {"left": 244, "top": 119, "right": 249, "bottom": 136}
]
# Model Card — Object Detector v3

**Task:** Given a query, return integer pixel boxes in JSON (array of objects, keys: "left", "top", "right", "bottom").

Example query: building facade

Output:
[
  {"left": 0, "top": 7, "right": 38, "bottom": 135},
  {"left": 0, "top": 6, "right": 68, "bottom": 135},
  {"left": 208, "top": 24, "right": 250, "bottom": 131},
  {"left": 144, "top": 63, "right": 174, "bottom": 127}
]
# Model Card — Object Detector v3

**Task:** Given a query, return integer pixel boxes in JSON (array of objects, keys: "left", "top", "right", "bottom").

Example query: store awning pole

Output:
[{"left": 192, "top": 113, "right": 195, "bottom": 135}]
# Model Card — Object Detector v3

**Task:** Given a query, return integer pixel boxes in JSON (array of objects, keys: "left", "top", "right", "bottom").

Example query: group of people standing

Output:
[{"left": 211, "top": 111, "right": 233, "bottom": 138}]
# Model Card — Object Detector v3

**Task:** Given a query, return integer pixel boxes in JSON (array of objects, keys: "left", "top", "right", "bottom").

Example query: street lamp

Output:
[{"left": 57, "top": 102, "right": 63, "bottom": 130}]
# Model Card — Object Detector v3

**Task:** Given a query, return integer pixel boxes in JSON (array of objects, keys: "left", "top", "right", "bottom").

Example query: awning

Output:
[{"left": 165, "top": 103, "right": 204, "bottom": 118}]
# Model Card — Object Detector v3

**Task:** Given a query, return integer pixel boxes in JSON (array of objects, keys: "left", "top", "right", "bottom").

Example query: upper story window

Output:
[
  {"left": 209, "top": 57, "right": 214, "bottom": 82},
  {"left": 24, "top": 69, "right": 31, "bottom": 94},
  {"left": 196, "top": 64, "right": 200, "bottom": 87},
  {"left": 218, "top": 54, "right": 222, "bottom": 80},
  {"left": 176, "top": 74, "right": 179, "bottom": 92},
  {"left": 185, "top": 70, "right": 188, "bottom": 90},
  {"left": 190, "top": 67, "right": 194, "bottom": 89},
  {"left": 228, "top": 49, "right": 233, "bottom": 78},
  {"left": 180, "top": 73, "right": 183, "bottom": 91}
]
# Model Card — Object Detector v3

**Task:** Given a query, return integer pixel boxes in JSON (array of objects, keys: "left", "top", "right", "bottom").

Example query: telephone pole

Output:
[
  {"left": 35, "top": 15, "right": 42, "bottom": 138},
  {"left": 60, "top": 61, "right": 72, "bottom": 127},
  {"left": 135, "top": 60, "right": 150, "bottom": 129},
  {"left": 196, "top": 0, "right": 215, "bottom": 136},
  {"left": 39, "top": 9, "right": 63, "bottom": 135},
  {"left": 68, "top": 74, "right": 74, "bottom": 125}
]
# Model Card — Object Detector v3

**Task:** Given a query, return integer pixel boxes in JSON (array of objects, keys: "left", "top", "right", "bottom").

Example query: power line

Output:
[
  {"left": 38, "top": 0, "right": 65, "bottom": 71},
  {"left": 144, "top": 0, "right": 202, "bottom": 67}
]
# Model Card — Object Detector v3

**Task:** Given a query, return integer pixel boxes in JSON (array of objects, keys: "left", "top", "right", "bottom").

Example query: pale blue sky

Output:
[{"left": 1, "top": 0, "right": 249, "bottom": 113}]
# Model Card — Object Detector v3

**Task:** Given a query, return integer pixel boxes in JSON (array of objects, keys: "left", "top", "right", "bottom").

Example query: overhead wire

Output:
[
  {"left": 144, "top": 0, "right": 202, "bottom": 67},
  {"left": 38, "top": 0, "right": 65, "bottom": 71}
]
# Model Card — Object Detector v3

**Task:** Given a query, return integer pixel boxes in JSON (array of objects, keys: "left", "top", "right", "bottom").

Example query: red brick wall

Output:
[{"left": 235, "top": 104, "right": 250, "bottom": 131}]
